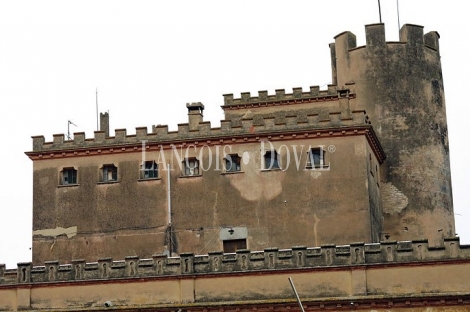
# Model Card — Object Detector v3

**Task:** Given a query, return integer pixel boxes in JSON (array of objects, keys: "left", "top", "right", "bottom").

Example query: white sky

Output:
[{"left": 0, "top": 1, "right": 469, "bottom": 269}]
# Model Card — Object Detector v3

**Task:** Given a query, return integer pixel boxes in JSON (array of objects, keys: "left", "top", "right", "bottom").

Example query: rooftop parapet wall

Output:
[
  {"left": 222, "top": 84, "right": 354, "bottom": 108},
  {"left": 28, "top": 109, "right": 369, "bottom": 154},
  {"left": 334, "top": 23, "right": 439, "bottom": 54},
  {"left": 331, "top": 23, "right": 441, "bottom": 90},
  {"left": 0, "top": 238, "right": 467, "bottom": 285}
]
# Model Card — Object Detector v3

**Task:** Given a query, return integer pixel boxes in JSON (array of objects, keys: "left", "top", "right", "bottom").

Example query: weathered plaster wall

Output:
[
  {"left": 331, "top": 23, "right": 454, "bottom": 245},
  {"left": 366, "top": 143, "right": 383, "bottom": 242},
  {"left": 32, "top": 135, "right": 378, "bottom": 264},
  {"left": 32, "top": 154, "right": 169, "bottom": 264},
  {"left": 172, "top": 136, "right": 375, "bottom": 254}
]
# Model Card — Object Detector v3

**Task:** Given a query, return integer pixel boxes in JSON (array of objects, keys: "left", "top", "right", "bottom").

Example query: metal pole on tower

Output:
[
  {"left": 378, "top": 0, "right": 382, "bottom": 23},
  {"left": 167, "top": 163, "right": 172, "bottom": 256},
  {"left": 397, "top": 0, "right": 401, "bottom": 34},
  {"left": 96, "top": 88, "right": 99, "bottom": 131}
]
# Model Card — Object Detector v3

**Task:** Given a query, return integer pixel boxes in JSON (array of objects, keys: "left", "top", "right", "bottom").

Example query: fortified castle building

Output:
[{"left": 0, "top": 24, "right": 467, "bottom": 312}]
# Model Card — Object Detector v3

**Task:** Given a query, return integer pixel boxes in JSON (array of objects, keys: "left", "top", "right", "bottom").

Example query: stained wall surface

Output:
[
  {"left": 331, "top": 24, "right": 454, "bottom": 245},
  {"left": 27, "top": 23, "right": 454, "bottom": 268},
  {"left": 31, "top": 131, "right": 382, "bottom": 264}
]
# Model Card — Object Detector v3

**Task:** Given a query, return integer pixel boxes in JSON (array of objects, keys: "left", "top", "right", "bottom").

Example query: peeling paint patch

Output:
[
  {"left": 212, "top": 191, "right": 219, "bottom": 227},
  {"left": 241, "top": 109, "right": 254, "bottom": 119},
  {"left": 310, "top": 170, "right": 321, "bottom": 179},
  {"left": 381, "top": 183, "right": 408, "bottom": 214},
  {"left": 313, "top": 213, "right": 320, "bottom": 246},
  {"left": 393, "top": 114, "right": 409, "bottom": 130},
  {"left": 227, "top": 151, "right": 286, "bottom": 201},
  {"left": 396, "top": 144, "right": 449, "bottom": 208},
  {"left": 229, "top": 169, "right": 285, "bottom": 201},
  {"left": 33, "top": 226, "right": 78, "bottom": 238}
]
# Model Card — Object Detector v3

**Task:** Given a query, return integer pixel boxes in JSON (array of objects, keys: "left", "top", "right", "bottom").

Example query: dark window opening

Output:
[
  {"left": 225, "top": 154, "right": 241, "bottom": 172},
  {"left": 264, "top": 150, "right": 280, "bottom": 170},
  {"left": 103, "top": 164, "right": 118, "bottom": 182},
  {"left": 223, "top": 239, "right": 247, "bottom": 253},
  {"left": 62, "top": 168, "right": 77, "bottom": 185},
  {"left": 184, "top": 158, "right": 199, "bottom": 176},
  {"left": 307, "top": 148, "right": 328, "bottom": 169},
  {"left": 369, "top": 154, "right": 374, "bottom": 176},
  {"left": 141, "top": 161, "right": 158, "bottom": 179}
]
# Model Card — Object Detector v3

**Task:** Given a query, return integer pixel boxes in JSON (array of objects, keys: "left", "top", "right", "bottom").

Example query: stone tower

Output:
[{"left": 330, "top": 23, "right": 454, "bottom": 245}]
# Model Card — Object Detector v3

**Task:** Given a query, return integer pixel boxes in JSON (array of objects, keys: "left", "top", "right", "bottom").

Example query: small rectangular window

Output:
[
  {"left": 223, "top": 239, "right": 247, "bottom": 253},
  {"left": 306, "top": 148, "right": 328, "bottom": 169},
  {"left": 61, "top": 168, "right": 77, "bottom": 185},
  {"left": 141, "top": 161, "right": 158, "bottom": 179},
  {"left": 102, "top": 164, "right": 118, "bottom": 182},
  {"left": 264, "top": 150, "right": 280, "bottom": 170},
  {"left": 225, "top": 154, "right": 241, "bottom": 172},
  {"left": 183, "top": 158, "right": 199, "bottom": 176}
]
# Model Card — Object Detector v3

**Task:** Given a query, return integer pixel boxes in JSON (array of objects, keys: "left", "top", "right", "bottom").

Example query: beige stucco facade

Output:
[{"left": 29, "top": 105, "right": 384, "bottom": 264}]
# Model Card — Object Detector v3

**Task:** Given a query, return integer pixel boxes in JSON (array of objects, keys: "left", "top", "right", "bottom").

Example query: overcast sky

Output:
[{"left": 0, "top": 1, "right": 469, "bottom": 268}]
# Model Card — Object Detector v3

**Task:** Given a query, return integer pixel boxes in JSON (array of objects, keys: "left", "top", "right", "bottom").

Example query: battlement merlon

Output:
[
  {"left": 331, "top": 23, "right": 441, "bottom": 87},
  {"left": 100, "top": 112, "right": 110, "bottom": 137}
]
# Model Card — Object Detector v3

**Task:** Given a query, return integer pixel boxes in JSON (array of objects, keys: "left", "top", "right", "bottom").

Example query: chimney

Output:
[
  {"left": 100, "top": 112, "right": 110, "bottom": 137},
  {"left": 186, "top": 102, "right": 204, "bottom": 131}
]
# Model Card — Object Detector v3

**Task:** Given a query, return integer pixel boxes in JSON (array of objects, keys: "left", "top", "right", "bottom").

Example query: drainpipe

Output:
[{"left": 167, "top": 163, "right": 172, "bottom": 256}]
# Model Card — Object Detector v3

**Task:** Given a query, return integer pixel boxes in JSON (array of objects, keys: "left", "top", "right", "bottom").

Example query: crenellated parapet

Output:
[
  {"left": 27, "top": 109, "right": 371, "bottom": 155},
  {"left": 222, "top": 84, "right": 354, "bottom": 108},
  {"left": 331, "top": 23, "right": 441, "bottom": 88},
  {"left": 1, "top": 238, "right": 467, "bottom": 285},
  {"left": 333, "top": 23, "right": 440, "bottom": 56}
]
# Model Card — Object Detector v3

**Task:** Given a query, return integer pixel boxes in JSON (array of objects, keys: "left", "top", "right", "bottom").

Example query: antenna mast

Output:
[
  {"left": 396, "top": 0, "right": 401, "bottom": 34},
  {"left": 96, "top": 88, "right": 99, "bottom": 131},
  {"left": 378, "top": 0, "right": 382, "bottom": 23},
  {"left": 67, "top": 120, "right": 77, "bottom": 140}
]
